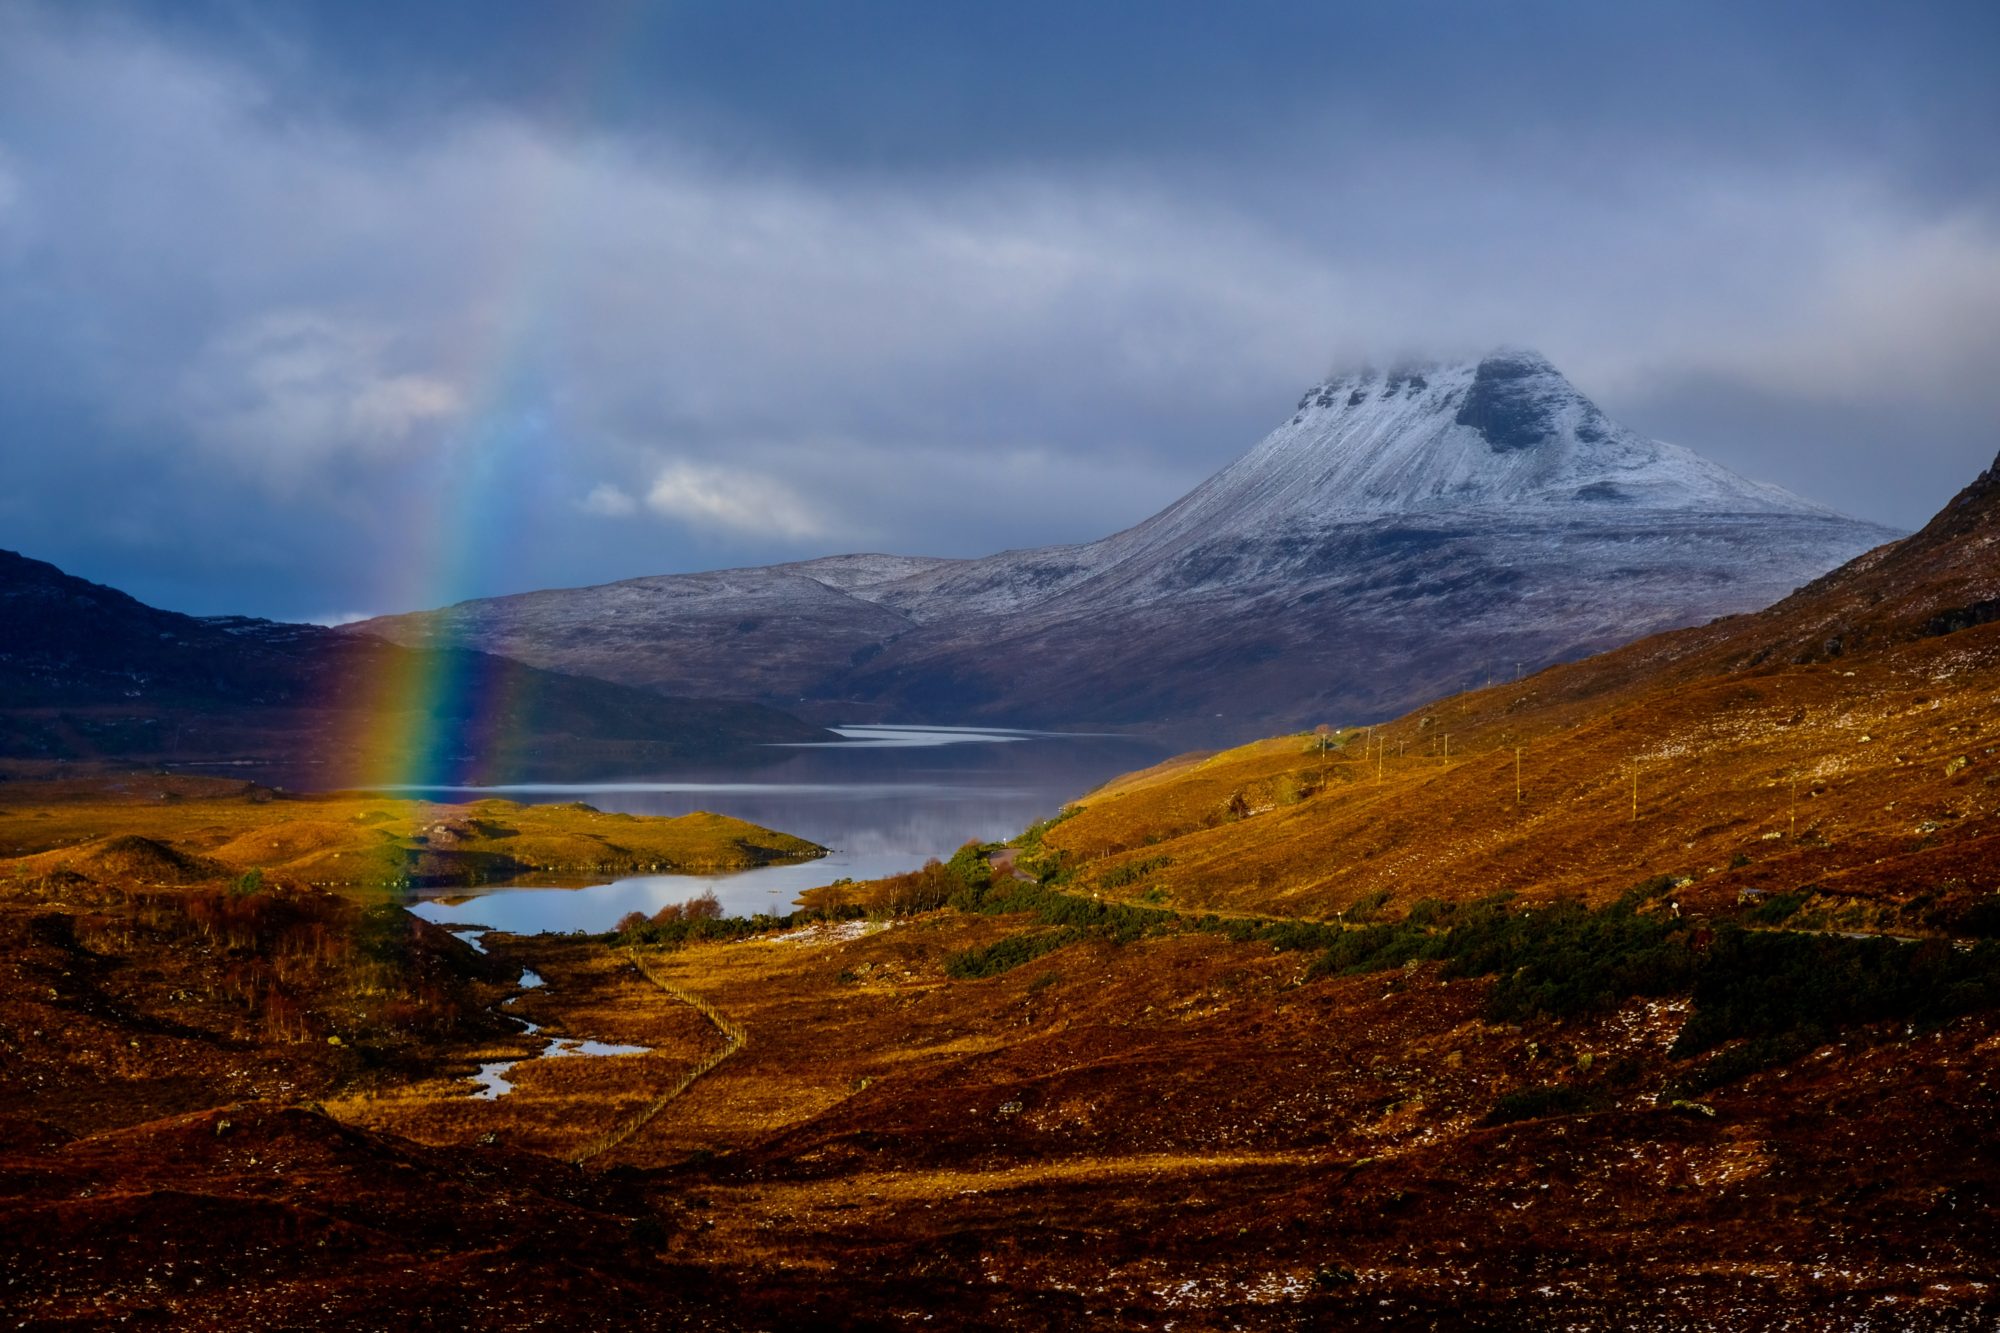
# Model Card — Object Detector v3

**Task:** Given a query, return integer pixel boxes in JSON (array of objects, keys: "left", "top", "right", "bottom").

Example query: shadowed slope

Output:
[{"left": 0, "top": 549, "right": 829, "bottom": 780}]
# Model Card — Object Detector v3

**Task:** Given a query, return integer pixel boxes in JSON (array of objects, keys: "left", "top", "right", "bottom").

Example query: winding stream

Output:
[{"left": 460, "top": 941, "right": 650, "bottom": 1099}]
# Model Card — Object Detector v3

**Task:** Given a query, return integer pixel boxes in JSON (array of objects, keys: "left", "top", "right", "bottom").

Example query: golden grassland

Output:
[
  {"left": 321, "top": 902, "right": 2000, "bottom": 1327},
  {"left": 0, "top": 773, "right": 825, "bottom": 890},
  {"left": 333, "top": 935, "right": 724, "bottom": 1158},
  {"left": 1045, "top": 622, "right": 2000, "bottom": 932},
  {"left": 4, "top": 735, "right": 1999, "bottom": 1325}
]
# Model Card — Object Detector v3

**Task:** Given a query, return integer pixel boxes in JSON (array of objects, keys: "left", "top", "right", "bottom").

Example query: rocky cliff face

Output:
[{"left": 352, "top": 352, "right": 1901, "bottom": 740}]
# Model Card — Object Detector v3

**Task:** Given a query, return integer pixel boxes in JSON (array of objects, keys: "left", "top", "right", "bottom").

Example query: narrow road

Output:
[{"left": 988, "top": 846, "right": 1035, "bottom": 882}]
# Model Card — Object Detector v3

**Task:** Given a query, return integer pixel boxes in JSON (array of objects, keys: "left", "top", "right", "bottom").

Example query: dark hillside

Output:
[{"left": 0, "top": 550, "right": 828, "bottom": 781}]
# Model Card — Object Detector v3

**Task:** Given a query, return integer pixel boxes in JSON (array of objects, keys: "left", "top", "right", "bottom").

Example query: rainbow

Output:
[{"left": 347, "top": 0, "right": 657, "bottom": 790}]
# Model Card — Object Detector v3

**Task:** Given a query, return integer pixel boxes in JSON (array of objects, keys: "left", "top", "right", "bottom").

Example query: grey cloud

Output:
[
  {"left": 1, "top": 5, "right": 1996, "bottom": 620},
  {"left": 178, "top": 311, "right": 465, "bottom": 491}
]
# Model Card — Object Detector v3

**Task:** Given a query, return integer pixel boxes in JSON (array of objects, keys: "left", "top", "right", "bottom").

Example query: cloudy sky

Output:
[{"left": 3, "top": 0, "right": 1997, "bottom": 621}]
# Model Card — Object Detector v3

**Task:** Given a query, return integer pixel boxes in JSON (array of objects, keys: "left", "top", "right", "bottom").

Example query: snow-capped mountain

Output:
[
  {"left": 352, "top": 352, "right": 1900, "bottom": 739},
  {"left": 1152, "top": 350, "right": 1827, "bottom": 521}
]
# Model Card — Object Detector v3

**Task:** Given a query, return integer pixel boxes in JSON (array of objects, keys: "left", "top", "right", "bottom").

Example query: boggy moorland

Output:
[{"left": 5, "top": 455, "right": 2000, "bottom": 1328}]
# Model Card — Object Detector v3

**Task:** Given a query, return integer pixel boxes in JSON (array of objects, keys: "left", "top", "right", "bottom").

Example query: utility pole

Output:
[
  {"left": 1516, "top": 747, "right": 1522, "bottom": 805},
  {"left": 1631, "top": 763, "right": 1639, "bottom": 822}
]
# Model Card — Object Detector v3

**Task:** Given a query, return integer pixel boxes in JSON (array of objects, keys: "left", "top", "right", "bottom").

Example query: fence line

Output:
[{"left": 567, "top": 949, "right": 745, "bottom": 1166}]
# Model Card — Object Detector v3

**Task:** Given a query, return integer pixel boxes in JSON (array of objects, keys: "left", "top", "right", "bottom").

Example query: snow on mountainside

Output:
[
  {"left": 774, "top": 553, "right": 961, "bottom": 600},
  {"left": 856, "top": 350, "right": 1848, "bottom": 623},
  {"left": 1153, "top": 350, "right": 1826, "bottom": 522},
  {"left": 359, "top": 565, "right": 922, "bottom": 703},
  {"left": 351, "top": 351, "right": 1902, "bottom": 738}
]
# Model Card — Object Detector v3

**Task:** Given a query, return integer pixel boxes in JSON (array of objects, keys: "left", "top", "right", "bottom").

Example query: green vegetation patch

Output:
[
  {"left": 956, "top": 876, "right": 1175, "bottom": 944},
  {"left": 611, "top": 895, "right": 866, "bottom": 947},
  {"left": 1746, "top": 890, "right": 1810, "bottom": 924},
  {"left": 944, "top": 929, "right": 1082, "bottom": 979},
  {"left": 1013, "top": 807, "right": 1081, "bottom": 881},
  {"left": 1949, "top": 894, "right": 2000, "bottom": 938},
  {"left": 1673, "top": 929, "right": 2000, "bottom": 1057},
  {"left": 1096, "top": 854, "right": 1173, "bottom": 892},
  {"left": 1306, "top": 881, "right": 1695, "bottom": 1024},
  {"left": 1483, "top": 1083, "right": 1610, "bottom": 1126},
  {"left": 947, "top": 841, "right": 997, "bottom": 893},
  {"left": 1663, "top": 1033, "right": 1818, "bottom": 1101}
]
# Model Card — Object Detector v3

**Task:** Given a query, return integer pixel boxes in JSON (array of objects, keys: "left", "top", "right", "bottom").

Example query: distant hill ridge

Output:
[
  {"left": 352, "top": 350, "right": 1899, "bottom": 740},
  {"left": 0, "top": 549, "right": 828, "bottom": 780}
]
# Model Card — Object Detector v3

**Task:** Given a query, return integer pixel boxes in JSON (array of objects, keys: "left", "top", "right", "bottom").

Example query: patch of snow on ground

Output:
[{"left": 770, "top": 919, "right": 894, "bottom": 946}]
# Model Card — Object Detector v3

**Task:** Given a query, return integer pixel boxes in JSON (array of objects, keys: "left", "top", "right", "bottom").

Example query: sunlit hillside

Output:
[{"left": 1041, "top": 454, "right": 2000, "bottom": 936}]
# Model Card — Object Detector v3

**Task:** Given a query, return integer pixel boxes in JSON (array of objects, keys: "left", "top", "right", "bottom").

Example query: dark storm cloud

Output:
[{"left": 1, "top": 0, "right": 1996, "bottom": 619}]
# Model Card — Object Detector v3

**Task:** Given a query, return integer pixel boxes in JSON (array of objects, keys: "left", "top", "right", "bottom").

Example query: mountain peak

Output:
[
  {"left": 1241, "top": 349, "right": 1835, "bottom": 520},
  {"left": 1452, "top": 350, "right": 1610, "bottom": 454},
  {"left": 1305, "top": 349, "right": 1604, "bottom": 456}
]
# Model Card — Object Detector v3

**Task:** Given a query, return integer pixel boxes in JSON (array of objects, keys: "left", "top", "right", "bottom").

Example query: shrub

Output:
[
  {"left": 1483, "top": 1083, "right": 1606, "bottom": 1126},
  {"left": 1952, "top": 895, "right": 2000, "bottom": 938},
  {"left": 1405, "top": 897, "right": 1453, "bottom": 928},
  {"left": 609, "top": 900, "right": 868, "bottom": 947},
  {"left": 1673, "top": 929, "right": 2000, "bottom": 1057},
  {"left": 1097, "top": 854, "right": 1172, "bottom": 892},
  {"left": 1662, "top": 1033, "right": 1816, "bottom": 1100},
  {"left": 646, "top": 889, "right": 724, "bottom": 928},
  {"left": 1747, "top": 890, "right": 1809, "bottom": 924},
  {"left": 947, "top": 841, "right": 995, "bottom": 893},
  {"left": 945, "top": 929, "right": 1081, "bottom": 979},
  {"left": 887, "top": 859, "right": 962, "bottom": 914},
  {"left": 1302, "top": 889, "right": 1695, "bottom": 1023},
  {"left": 1342, "top": 888, "right": 1392, "bottom": 923},
  {"left": 1454, "top": 898, "right": 1694, "bottom": 1024}
]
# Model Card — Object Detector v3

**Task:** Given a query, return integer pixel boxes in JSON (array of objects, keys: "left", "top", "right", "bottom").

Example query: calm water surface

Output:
[{"left": 407, "top": 726, "right": 1167, "bottom": 935}]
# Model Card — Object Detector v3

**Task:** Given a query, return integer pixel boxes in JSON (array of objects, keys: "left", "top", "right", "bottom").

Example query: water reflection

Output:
[{"left": 406, "top": 725, "right": 1165, "bottom": 934}]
